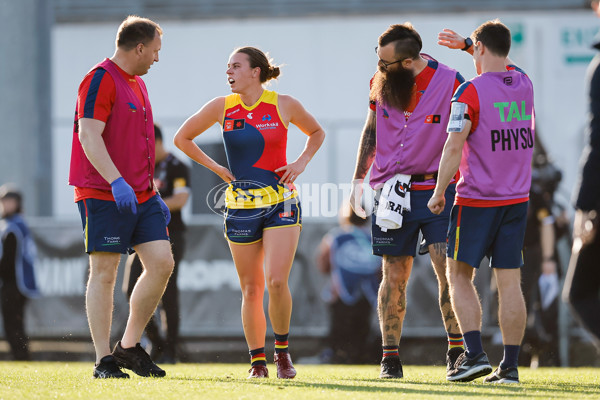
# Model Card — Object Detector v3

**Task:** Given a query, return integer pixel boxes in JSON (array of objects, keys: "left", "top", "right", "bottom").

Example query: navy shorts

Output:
[
  {"left": 77, "top": 195, "right": 169, "bottom": 254},
  {"left": 224, "top": 197, "right": 302, "bottom": 244},
  {"left": 447, "top": 201, "right": 528, "bottom": 269},
  {"left": 371, "top": 185, "right": 455, "bottom": 257}
]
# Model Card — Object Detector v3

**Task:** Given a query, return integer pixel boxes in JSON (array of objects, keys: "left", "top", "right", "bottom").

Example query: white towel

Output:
[{"left": 375, "top": 174, "right": 411, "bottom": 232}]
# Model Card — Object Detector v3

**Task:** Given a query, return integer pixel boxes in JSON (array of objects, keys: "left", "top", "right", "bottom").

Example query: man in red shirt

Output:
[{"left": 69, "top": 15, "right": 174, "bottom": 379}]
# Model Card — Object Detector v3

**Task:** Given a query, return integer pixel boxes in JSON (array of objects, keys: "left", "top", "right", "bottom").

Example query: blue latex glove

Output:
[
  {"left": 157, "top": 195, "right": 171, "bottom": 225},
  {"left": 110, "top": 177, "right": 138, "bottom": 214}
]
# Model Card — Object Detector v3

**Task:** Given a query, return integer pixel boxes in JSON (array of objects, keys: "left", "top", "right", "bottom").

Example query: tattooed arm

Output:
[
  {"left": 352, "top": 109, "right": 377, "bottom": 180},
  {"left": 349, "top": 109, "right": 377, "bottom": 218}
]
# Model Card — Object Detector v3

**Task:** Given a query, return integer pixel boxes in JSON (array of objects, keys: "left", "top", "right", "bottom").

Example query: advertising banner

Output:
[{"left": 10, "top": 220, "right": 494, "bottom": 340}]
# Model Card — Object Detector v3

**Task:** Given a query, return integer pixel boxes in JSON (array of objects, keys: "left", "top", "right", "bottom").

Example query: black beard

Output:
[{"left": 370, "top": 66, "right": 415, "bottom": 111}]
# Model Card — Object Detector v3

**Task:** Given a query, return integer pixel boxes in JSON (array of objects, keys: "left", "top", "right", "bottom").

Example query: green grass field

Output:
[{"left": 0, "top": 362, "right": 598, "bottom": 399}]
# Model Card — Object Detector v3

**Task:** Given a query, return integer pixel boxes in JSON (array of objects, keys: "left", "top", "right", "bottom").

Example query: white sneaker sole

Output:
[
  {"left": 485, "top": 377, "right": 519, "bottom": 384},
  {"left": 447, "top": 364, "right": 493, "bottom": 382}
]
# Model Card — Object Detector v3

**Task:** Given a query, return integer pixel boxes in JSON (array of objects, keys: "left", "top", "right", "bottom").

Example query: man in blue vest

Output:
[{"left": 0, "top": 184, "right": 40, "bottom": 360}]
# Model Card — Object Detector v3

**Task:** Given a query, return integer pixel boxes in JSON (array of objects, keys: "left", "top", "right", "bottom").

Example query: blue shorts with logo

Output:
[
  {"left": 371, "top": 184, "right": 455, "bottom": 257},
  {"left": 224, "top": 197, "right": 302, "bottom": 244},
  {"left": 77, "top": 195, "right": 169, "bottom": 254},
  {"left": 447, "top": 201, "right": 528, "bottom": 269}
]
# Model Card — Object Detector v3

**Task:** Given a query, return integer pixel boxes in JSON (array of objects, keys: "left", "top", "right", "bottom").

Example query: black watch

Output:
[{"left": 461, "top": 37, "right": 473, "bottom": 51}]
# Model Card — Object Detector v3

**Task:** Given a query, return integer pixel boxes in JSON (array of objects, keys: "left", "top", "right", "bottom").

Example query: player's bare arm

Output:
[
  {"left": 275, "top": 94, "right": 325, "bottom": 184},
  {"left": 173, "top": 97, "right": 235, "bottom": 183}
]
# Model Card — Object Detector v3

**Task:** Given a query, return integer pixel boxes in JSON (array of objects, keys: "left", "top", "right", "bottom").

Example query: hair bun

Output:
[{"left": 268, "top": 66, "right": 281, "bottom": 80}]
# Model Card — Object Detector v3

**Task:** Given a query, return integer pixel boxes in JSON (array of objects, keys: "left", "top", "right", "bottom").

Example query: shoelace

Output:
[{"left": 454, "top": 353, "right": 468, "bottom": 368}]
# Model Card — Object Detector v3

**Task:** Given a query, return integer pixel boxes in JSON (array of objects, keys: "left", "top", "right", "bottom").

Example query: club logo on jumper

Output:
[
  {"left": 226, "top": 108, "right": 240, "bottom": 117},
  {"left": 127, "top": 102, "right": 137, "bottom": 112},
  {"left": 503, "top": 76, "right": 513, "bottom": 86},
  {"left": 224, "top": 119, "right": 246, "bottom": 132},
  {"left": 424, "top": 114, "right": 441, "bottom": 124},
  {"left": 247, "top": 112, "right": 253, "bottom": 120},
  {"left": 382, "top": 108, "right": 390, "bottom": 119},
  {"left": 262, "top": 114, "right": 272, "bottom": 121}
]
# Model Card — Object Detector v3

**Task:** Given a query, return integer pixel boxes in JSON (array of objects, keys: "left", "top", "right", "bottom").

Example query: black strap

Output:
[
  {"left": 461, "top": 37, "right": 473, "bottom": 51},
  {"left": 410, "top": 172, "right": 438, "bottom": 183}
]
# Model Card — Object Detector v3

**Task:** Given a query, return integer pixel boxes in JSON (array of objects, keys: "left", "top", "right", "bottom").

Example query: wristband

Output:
[{"left": 461, "top": 37, "right": 473, "bottom": 51}]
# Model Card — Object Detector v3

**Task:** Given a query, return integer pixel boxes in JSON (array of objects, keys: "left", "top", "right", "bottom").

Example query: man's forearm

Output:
[
  {"left": 434, "top": 120, "right": 470, "bottom": 196},
  {"left": 540, "top": 221, "right": 555, "bottom": 261},
  {"left": 78, "top": 119, "right": 122, "bottom": 185},
  {"left": 80, "top": 134, "right": 121, "bottom": 184},
  {"left": 353, "top": 111, "right": 377, "bottom": 180},
  {"left": 434, "top": 146, "right": 461, "bottom": 197}
]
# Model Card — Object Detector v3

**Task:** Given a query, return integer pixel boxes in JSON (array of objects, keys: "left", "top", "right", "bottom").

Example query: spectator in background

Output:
[
  {"left": 0, "top": 184, "right": 40, "bottom": 360},
  {"left": 562, "top": 0, "right": 600, "bottom": 354},
  {"left": 123, "top": 123, "right": 190, "bottom": 364},
  {"left": 317, "top": 201, "right": 382, "bottom": 364},
  {"left": 521, "top": 137, "right": 565, "bottom": 367}
]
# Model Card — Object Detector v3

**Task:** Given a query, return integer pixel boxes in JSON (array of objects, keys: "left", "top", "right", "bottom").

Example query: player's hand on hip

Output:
[
  {"left": 438, "top": 29, "right": 466, "bottom": 50},
  {"left": 427, "top": 194, "right": 445, "bottom": 215},
  {"left": 110, "top": 177, "right": 138, "bottom": 214},
  {"left": 216, "top": 166, "right": 235, "bottom": 183},
  {"left": 275, "top": 161, "right": 306, "bottom": 185},
  {"left": 350, "top": 179, "right": 367, "bottom": 219},
  {"left": 157, "top": 195, "right": 171, "bottom": 225}
]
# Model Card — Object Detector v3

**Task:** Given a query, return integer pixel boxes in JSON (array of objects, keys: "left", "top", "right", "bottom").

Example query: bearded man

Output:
[{"left": 349, "top": 23, "right": 466, "bottom": 379}]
